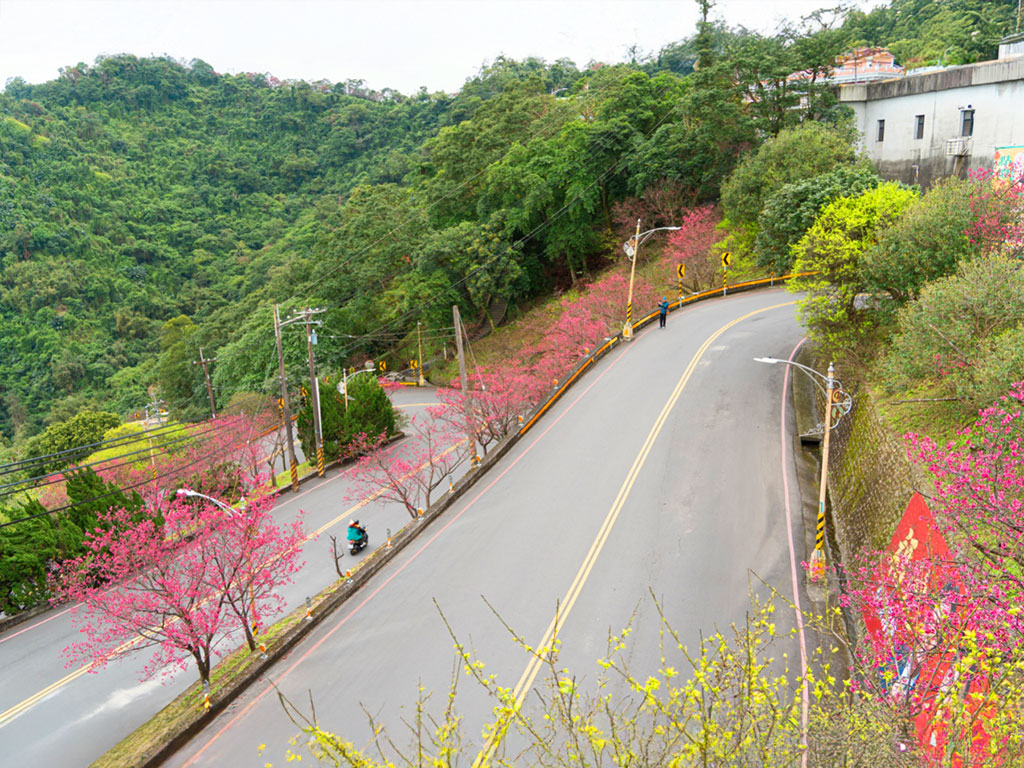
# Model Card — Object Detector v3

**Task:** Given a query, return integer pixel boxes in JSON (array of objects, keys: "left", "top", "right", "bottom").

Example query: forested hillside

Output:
[{"left": 1, "top": 0, "right": 1017, "bottom": 448}]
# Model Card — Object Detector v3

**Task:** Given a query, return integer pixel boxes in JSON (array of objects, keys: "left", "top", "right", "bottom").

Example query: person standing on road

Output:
[{"left": 658, "top": 297, "right": 669, "bottom": 328}]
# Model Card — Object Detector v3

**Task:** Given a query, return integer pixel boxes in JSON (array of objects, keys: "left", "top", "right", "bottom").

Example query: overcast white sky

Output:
[{"left": 0, "top": 0, "right": 887, "bottom": 95}]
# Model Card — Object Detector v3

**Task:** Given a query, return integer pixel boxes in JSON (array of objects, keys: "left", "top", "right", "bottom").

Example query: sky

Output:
[{"left": 0, "top": 0, "right": 887, "bottom": 95}]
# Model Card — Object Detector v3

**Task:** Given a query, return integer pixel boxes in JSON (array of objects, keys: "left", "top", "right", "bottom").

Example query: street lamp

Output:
[
  {"left": 175, "top": 488, "right": 242, "bottom": 516},
  {"left": 753, "top": 357, "right": 852, "bottom": 580},
  {"left": 622, "top": 220, "right": 681, "bottom": 340},
  {"left": 174, "top": 488, "right": 259, "bottom": 635},
  {"left": 338, "top": 360, "right": 379, "bottom": 410}
]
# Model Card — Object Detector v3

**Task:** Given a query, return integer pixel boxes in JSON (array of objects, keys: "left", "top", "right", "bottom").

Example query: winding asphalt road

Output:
[
  {"left": 161, "top": 288, "right": 813, "bottom": 768},
  {"left": 0, "top": 287, "right": 811, "bottom": 766},
  {"left": 0, "top": 388, "right": 447, "bottom": 766}
]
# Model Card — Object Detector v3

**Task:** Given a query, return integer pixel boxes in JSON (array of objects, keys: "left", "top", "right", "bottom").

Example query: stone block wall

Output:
[{"left": 823, "top": 388, "right": 924, "bottom": 565}]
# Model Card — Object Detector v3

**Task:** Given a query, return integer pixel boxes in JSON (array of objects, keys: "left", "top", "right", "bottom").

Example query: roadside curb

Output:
[
  {"left": 125, "top": 435, "right": 519, "bottom": 768},
  {"left": 99, "top": 273, "right": 808, "bottom": 767}
]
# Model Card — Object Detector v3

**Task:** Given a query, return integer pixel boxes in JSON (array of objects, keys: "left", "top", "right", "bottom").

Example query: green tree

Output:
[
  {"left": 861, "top": 177, "right": 986, "bottom": 304},
  {"left": 755, "top": 164, "right": 881, "bottom": 274},
  {"left": 64, "top": 466, "right": 146, "bottom": 536},
  {"left": 881, "top": 255, "right": 1024, "bottom": 408},
  {"left": 24, "top": 410, "right": 121, "bottom": 473},
  {"left": 789, "top": 182, "right": 919, "bottom": 362},
  {"left": 721, "top": 122, "right": 861, "bottom": 248},
  {"left": 0, "top": 500, "right": 81, "bottom": 613},
  {"left": 157, "top": 315, "right": 205, "bottom": 420}
]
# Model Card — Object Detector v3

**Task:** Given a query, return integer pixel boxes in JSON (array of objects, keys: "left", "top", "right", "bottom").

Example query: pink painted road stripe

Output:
[{"left": 781, "top": 337, "right": 811, "bottom": 768}]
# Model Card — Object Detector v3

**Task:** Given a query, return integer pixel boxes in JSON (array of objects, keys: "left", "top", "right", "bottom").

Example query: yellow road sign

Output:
[
  {"left": 677, "top": 263, "right": 685, "bottom": 278},
  {"left": 721, "top": 252, "right": 731, "bottom": 268}
]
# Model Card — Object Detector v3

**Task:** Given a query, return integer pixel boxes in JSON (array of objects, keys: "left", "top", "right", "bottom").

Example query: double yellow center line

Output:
[
  {"left": 473, "top": 301, "right": 794, "bottom": 766},
  {"left": 0, "top": 438, "right": 464, "bottom": 729}
]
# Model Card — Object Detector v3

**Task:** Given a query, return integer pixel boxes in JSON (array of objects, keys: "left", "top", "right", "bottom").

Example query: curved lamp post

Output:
[
  {"left": 174, "top": 488, "right": 259, "bottom": 635},
  {"left": 622, "top": 219, "right": 680, "bottom": 340},
  {"left": 175, "top": 488, "right": 241, "bottom": 516},
  {"left": 339, "top": 360, "right": 379, "bottom": 410},
  {"left": 754, "top": 358, "right": 852, "bottom": 580}
]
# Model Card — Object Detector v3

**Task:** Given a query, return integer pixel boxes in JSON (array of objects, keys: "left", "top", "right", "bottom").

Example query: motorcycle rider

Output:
[{"left": 347, "top": 519, "right": 367, "bottom": 545}]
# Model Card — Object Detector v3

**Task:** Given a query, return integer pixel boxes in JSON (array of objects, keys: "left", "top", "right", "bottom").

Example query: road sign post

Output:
[
  {"left": 677, "top": 263, "right": 685, "bottom": 303},
  {"left": 721, "top": 252, "right": 731, "bottom": 296}
]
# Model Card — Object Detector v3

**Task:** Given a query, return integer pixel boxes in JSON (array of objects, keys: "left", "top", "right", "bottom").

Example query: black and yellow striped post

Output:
[
  {"left": 809, "top": 363, "right": 836, "bottom": 582},
  {"left": 316, "top": 444, "right": 325, "bottom": 477},
  {"left": 289, "top": 458, "right": 299, "bottom": 490},
  {"left": 202, "top": 680, "right": 211, "bottom": 711},
  {"left": 721, "top": 251, "right": 731, "bottom": 296},
  {"left": 623, "top": 218, "right": 641, "bottom": 340},
  {"left": 677, "top": 263, "right": 684, "bottom": 303}
]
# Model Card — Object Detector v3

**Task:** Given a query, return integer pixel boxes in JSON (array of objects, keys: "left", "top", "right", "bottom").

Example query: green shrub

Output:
[
  {"left": 296, "top": 374, "right": 396, "bottom": 462},
  {"left": 296, "top": 376, "right": 349, "bottom": 463},
  {"left": 755, "top": 165, "right": 880, "bottom": 274},
  {"left": 342, "top": 375, "right": 396, "bottom": 446},
  {"left": 789, "top": 182, "right": 919, "bottom": 363},
  {"left": 881, "top": 255, "right": 1024, "bottom": 409}
]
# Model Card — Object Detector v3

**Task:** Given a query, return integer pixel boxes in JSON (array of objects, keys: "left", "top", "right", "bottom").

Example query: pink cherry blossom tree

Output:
[
  {"left": 345, "top": 415, "right": 469, "bottom": 519},
  {"left": 196, "top": 491, "right": 306, "bottom": 652},
  {"left": 57, "top": 484, "right": 305, "bottom": 683},
  {"left": 838, "top": 382, "right": 1024, "bottom": 764},
  {"left": 433, "top": 370, "right": 537, "bottom": 457},
  {"left": 662, "top": 204, "right": 721, "bottom": 290},
  {"left": 966, "top": 168, "right": 1024, "bottom": 256},
  {"left": 908, "top": 381, "right": 1024, "bottom": 590}
]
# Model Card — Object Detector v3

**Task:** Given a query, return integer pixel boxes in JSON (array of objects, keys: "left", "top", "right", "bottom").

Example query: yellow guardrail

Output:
[{"left": 518, "top": 271, "right": 812, "bottom": 438}]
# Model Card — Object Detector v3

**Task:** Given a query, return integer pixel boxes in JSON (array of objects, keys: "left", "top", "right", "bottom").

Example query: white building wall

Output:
[{"left": 840, "top": 57, "right": 1024, "bottom": 187}]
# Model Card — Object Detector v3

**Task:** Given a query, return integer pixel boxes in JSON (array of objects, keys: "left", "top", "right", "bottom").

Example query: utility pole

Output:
[
  {"left": 623, "top": 218, "right": 640, "bottom": 340},
  {"left": 416, "top": 321, "right": 425, "bottom": 386},
  {"left": 273, "top": 304, "right": 300, "bottom": 492},
  {"left": 809, "top": 363, "right": 836, "bottom": 581},
  {"left": 142, "top": 399, "right": 166, "bottom": 486},
  {"left": 299, "top": 308, "right": 326, "bottom": 477},
  {"left": 192, "top": 347, "right": 217, "bottom": 420},
  {"left": 452, "top": 305, "right": 476, "bottom": 462}
]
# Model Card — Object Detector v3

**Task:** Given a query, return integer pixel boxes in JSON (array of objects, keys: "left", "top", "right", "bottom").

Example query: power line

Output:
[
  {"left": 0, "top": 385, "right": 269, "bottom": 484},
  {"left": 0, "top": 415, "right": 261, "bottom": 501},
  {"left": 0, "top": 418, "right": 274, "bottom": 530},
  {"left": 3, "top": 78, "right": 680, "bottom": 519}
]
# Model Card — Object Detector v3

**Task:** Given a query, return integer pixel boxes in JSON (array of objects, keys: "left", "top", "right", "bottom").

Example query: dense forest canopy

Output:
[{"left": 1, "top": 0, "right": 1018, "bottom": 447}]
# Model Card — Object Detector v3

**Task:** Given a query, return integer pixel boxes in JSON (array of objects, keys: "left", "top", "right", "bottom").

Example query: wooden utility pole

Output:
[
  {"left": 192, "top": 347, "right": 217, "bottom": 419},
  {"left": 416, "top": 321, "right": 425, "bottom": 386},
  {"left": 452, "top": 306, "right": 476, "bottom": 461},
  {"left": 273, "top": 305, "right": 300, "bottom": 492},
  {"left": 300, "top": 308, "right": 326, "bottom": 477}
]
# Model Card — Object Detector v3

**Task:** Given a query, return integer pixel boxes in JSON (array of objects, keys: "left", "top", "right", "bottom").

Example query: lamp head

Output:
[{"left": 753, "top": 357, "right": 780, "bottom": 365}]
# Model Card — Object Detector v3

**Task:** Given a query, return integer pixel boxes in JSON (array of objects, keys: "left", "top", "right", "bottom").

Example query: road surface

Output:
[
  {"left": 162, "top": 288, "right": 813, "bottom": 768},
  {"left": 0, "top": 388, "right": 446, "bottom": 766}
]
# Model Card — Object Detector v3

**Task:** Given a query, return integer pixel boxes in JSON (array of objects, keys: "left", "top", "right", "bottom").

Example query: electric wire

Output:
[
  {"left": 2, "top": 77, "right": 680, "bottom": 522},
  {"left": 301, "top": 78, "right": 687, "bottom": 365},
  {"left": 0, "top": 388, "right": 268, "bottom": 482},
  {"left": 0, "top": 415, "right": 265, "bottom": 501}
]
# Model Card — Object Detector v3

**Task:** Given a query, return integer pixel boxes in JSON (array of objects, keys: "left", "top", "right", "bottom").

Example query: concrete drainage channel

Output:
[{"left": 106, "top": 274, "right": 806, "bottom": 767}]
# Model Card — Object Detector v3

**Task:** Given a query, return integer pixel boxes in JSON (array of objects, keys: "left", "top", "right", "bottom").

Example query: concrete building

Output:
[{"left": 839, "top": 38, "right": 1024, "bottom": 188}]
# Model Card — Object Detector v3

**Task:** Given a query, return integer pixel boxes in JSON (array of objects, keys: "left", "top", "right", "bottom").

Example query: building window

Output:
[
  {"left": 914, "top": 114, "right": 925, "bottom": 139},
  {"left": 877, "top": 119, "right": 885, "bottom": 142},
  {"left": 961, "top": 108, "right": 975, "bottom": 137}
]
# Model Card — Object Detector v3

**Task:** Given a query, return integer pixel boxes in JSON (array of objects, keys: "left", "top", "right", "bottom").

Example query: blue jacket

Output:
[
  {"left": 658, "top": 299, "right": 669, "bottom": 315},
  {"left": 347, "top": 525, "right": 365, "bottom": 542}
]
